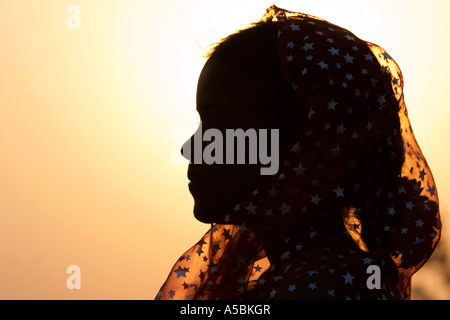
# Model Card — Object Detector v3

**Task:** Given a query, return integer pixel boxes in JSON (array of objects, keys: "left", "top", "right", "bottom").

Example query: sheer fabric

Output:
[{"left": 156, "top": 5, "right": 441, "bottom": 300}]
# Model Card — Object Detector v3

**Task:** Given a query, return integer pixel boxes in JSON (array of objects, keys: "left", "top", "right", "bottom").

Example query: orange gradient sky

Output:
[{"left": 0, "top": 0, "right": 449, "bottom": 299}]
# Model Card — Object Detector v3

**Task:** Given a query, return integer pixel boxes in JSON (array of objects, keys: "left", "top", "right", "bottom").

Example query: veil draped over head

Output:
[{"left": 156, "top": 5, "right": 441, "bottom": 300}]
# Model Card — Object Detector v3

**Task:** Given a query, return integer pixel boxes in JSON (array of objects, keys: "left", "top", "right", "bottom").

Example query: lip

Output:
[
  {"left": 188, "top": 180, "right": 203, "bottom": 187},
  {"left": 187, "top": 170, "right": 205, "bottom": 182},
  {"left": 188, "top": 180, "right": 205, "bottom": 195}
]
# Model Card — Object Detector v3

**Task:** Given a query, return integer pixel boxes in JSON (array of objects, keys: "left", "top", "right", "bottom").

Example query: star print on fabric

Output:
[
  {"left": 294, "top": 163, "right": 307, "bottom": 176},
  {"left": 254, "top": 265, "right": 262, "bottom": 272},
  {"left": 273, "top": 276, "right": 284, "bottom": 282},
  {"left": 333, "top": 186, "right": 345, "bottom": 198},
  {"left": 336, "top": 123, "right": 346, "bottom": 134},
  {"left": 342, "top": 272, "right": 355, "bottom": 285},
  {"left": 427, "top": 186, "right": 436, "bottom": 196},
  {"left": 266, "top": 209, "right": 274, "bottom": 217},
  {"left": 308, "top": 283, "right": 317, "bottom": 290},
  {"left": 327, "top": 99, "right": 338, "bottom": 110},
  {"left": 311, "top": 194, "right": 321, "bottom": 205},
  {"left": 329, "top": 47, "right": 339, "bottom": 56},
  {"left": 382, "top": 52, "right": 392, "bottom": 60},
  {"left": 222, "top": 228, "right": 233, "bottom": 241},
  {"left": 208, "top": 262, "right": 218, "bottom": 273},
  {"left": 212, "top": 243, "right": 221, "bottom": 252},
  {"left": 364, "top": 53, "right": 374, "bottom": 61},
  {"left": 198, "top": 270, "right": 206, "bottom": 282},
  {"left": 317, "top": 61, "right": 329, "bottom": 69},
  {"left": 370, "top": 77, "right": 378, "bottom": 87},
  {"left": 302, "top": 42, "right": 314, "bottom": 51},
  {"left": 238, "top": 223, "right": 247, "bottom": 232},
  {"left": 344, "top": 34, "right": 356, "bottom": 41},
  {"left": 307, "top": 270, "right": 318, "bottom": 276},
  {"left": 196, "top": 246, "right": 204, "bottom": 256},
  {"left": 419, "top": 170, "right": 426, "bottom": 180},
  {"left": 270, "top": 289, "right": 277, "bottom": 298},
  {"left": 343, "top": 53, "right": 354, "bottom": 63},
  {"left": 398, "top": 185, "right": 406, "bottom": 194},
  {"left": 406, "top": 202, "right": 414, "bottom": 210},
  {"left": 291, "top": 142, "right": 301, "bottom": 153},
  {"left": 279, "top": 202, "right": 292, "bottom": 215},
  {"left": 287, "top": 284, "right": 297, "bottom": 292},
  {"left": 331, "top": 145, "right": 342, "bottom": 157},
  {"left": 290, "top": 23, "right": 300, "bottom": 31},
  {"left": 246, "top": 202, "right": 257, "bottom": 215}
]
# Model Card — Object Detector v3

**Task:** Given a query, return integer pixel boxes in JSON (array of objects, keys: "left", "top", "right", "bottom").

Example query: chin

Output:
[{"left": 193, "top": 200, "right": 228, "bottom": 224}]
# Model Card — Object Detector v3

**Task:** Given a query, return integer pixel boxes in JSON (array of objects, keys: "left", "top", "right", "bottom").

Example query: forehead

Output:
[
  {"left": 196, "top": 57, "right": 272, "bottom": 128},
  {"left": 196, "top": 57, "right": 267, "bottom": 110},
  {"left": 197, "top": 58, "right": 241, "bottom": 92}
]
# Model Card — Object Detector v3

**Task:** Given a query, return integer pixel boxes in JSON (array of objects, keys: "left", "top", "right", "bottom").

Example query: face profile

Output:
[
  {"left": 182, "top": 55, "right": 299, "bottom": 223},
  {"left": 182, "top": 57, "right": 271, "bottom": 223},
  {"left": 156, "top": 5, "right": 441, "bottom": 301}
]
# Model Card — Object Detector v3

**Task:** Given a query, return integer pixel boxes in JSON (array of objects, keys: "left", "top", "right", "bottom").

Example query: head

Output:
[
  {"left": 181, "top": 21, "right": 305, "bottom": 223},
  {"left": 181, "top": 17, "right": 405, "bottom": 234}
]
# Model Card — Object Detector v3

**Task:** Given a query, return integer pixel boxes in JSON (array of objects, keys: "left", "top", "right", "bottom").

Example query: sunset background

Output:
[{"left": 0, "top": 0, "right": 448, "bottom": 299}]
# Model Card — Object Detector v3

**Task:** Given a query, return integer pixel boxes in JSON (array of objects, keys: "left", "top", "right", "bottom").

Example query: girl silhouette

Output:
[{"left": 156, "top": 5, "right": 441, "bottom": 300}]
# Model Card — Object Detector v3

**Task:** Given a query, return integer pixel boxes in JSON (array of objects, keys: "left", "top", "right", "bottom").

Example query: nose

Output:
[
  {"left": 181, "top": 123, "right": 204, "bottom": 163},
  {"left": 180, "top": 136, "right": 193, "bottom": 162}
]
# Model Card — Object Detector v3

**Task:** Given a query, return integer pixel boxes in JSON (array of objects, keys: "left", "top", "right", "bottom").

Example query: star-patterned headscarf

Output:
[{"left": 156, "top": 5, "right": 441, "bottom": 300}]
